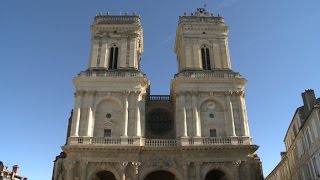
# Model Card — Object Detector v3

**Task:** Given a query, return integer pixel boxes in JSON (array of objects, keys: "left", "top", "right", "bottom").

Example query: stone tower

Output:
[{"left": 52, "top": 8, "right": 263, "bottom": 180}]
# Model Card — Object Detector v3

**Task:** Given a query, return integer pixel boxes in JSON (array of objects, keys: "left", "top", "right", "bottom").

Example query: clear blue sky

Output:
[{"left": 1, "top": 0, "right": 319, "bottom": 179}]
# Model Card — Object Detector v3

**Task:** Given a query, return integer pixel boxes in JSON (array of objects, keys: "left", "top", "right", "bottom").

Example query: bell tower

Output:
[
  {"left": 88, "top": 13, "right": 143, "bottom": 70},
  {"left": 175, "top": 8, "right": 231, "bottom": 72},
  {"left": 53, "top": 9, "right": 263, "bottom": 180},
  {"left": 68, "top": 13, "right": 149, "bottom": 141},
  {"left": 172, "top": 8, "right": 251, "bottom": 142}
]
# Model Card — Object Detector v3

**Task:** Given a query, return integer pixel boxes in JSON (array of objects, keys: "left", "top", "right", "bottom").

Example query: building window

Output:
[
  {"left": 210, "top": 129, "right": 217, "bottom": 137},
  {"left": 104, "top": 129, "right": 111, "bottom": 137},
  {"left": 201, "top": 45, "right": 211, "bottom": 70},
  {"left": 108, "top": 45, "right": 119, "bottom": 69}
]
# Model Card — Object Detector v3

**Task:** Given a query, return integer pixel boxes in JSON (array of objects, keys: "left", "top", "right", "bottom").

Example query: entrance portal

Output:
[
  {"left": 92, "top": 170, "right": 116, "bottom": 180},
  {"left": 144, "top": 170, "right": 176, "bottom": 180},
  {"left": 205, "top": 169, "right": 228, "bottom": 180}
]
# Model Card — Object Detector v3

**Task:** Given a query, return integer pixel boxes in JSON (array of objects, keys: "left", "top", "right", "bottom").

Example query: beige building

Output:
[
  {"left": 0, "top": 162, "right": 27, "bottom": 180},
  {"left": 52, "top": 8, "right": 263, "bottom": 180},
  {"left": 266, "top": 89, "right": 320, "bottom": 180}
]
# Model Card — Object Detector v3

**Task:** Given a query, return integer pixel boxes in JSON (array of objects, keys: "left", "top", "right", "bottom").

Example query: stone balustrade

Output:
[
  {"left": 149, "top": 95, "right": 170, "bottom": 101},
  {"left": 68, "top": 137, "right": 251, "bottom": 147},
  {"left": 174, "top": 71, "right": 241, "bottom": 79},
  {"left": 145, "top": 139, "right": 177, "bottom": 147},
  {"left": 78, "top": 70, "right": 146, "bottom": 78},
  {"left": 94, "top": 15, "right": 140, "bottom": 23}
]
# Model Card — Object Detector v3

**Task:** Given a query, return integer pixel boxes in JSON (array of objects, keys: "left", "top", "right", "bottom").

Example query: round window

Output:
[
  {"left": 209, "top": 113, "right": 214, "bottom": 118},
  {"left": 147, "top": 109, "right": 172, "bottom": 135},
  {"left": 106, "top": 113, "right": 112, "bottom": 118}
]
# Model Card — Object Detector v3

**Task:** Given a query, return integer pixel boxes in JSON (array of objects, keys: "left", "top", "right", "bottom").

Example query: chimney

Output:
[
  {"left": 280, "top": 152, "right": 287, "bottom": 160},
  {"left": 12, "top": 165, "right": 19, "bottom": 175},
  {"left": 301, "top": 89, "right": 316, "bottom": 117}
]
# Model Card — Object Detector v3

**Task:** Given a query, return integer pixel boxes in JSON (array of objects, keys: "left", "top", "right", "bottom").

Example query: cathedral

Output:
[{"left": 52, "top": 8, "right": 263, "bottom": 180}]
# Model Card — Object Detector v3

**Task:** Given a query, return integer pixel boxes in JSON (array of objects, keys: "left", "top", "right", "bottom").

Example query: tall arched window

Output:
[
  {"left": 108, "top": 45, "right": 119, "bottom": 69},
  {"left": 201, "top": 45, "right": 211, "bottom": 70}
]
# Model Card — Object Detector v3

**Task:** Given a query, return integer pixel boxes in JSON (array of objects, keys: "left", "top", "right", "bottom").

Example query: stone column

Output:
[
  {"left": 132, "top": 162, "right": 141, "bottom": 180},
  {"left": 136, "top": 92, "right": 141, "bottom": 137},
  {"left": 233, "top": 160, "right": 242, "bottom": 180},
  {"left": 65, "top": 161, "right": 75, "bottom": 180},
  {"left": 195, "top": 162, "right": 202, "bottom": 180},
  {"left": 140, "top": 94, "right": 146, "bottom": 137},
  {"left": 236, "top": 91, "right": 248, "bottom": 136},
  {"left": 192, "top": 92, "right": 201, "bottom": 137},
  {"left": 181, "top": 92, "right": 188, "bottom": 137},
  {"left": 219, "top": 37, "right": 230, "bottom": 69},
  {"left": 120, "top": 162, "right": 128, "bottom": 180},
  {"left": 226, "top": 93, "right": 236, "bottom": 137},
  {"left": 182, "top": 162, "right": 189, "bottom": 180},
  {"left": 70, "top": 90, "right": 83, "bottom": 137},
  {"left": 239, "top": 93, "right": 250, "bottom": 136},
  {"left": 123, "top": 91, "right": 130, "bottom": 137},
  {"left": 80, "top": 161, "right": 88, "bottom": 180},
  {"left": 86, "top": 91, "right": 95, "bottom": 136}
]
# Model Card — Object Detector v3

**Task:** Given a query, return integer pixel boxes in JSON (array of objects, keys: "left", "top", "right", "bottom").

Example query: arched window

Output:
[
  {"left": 108, "top": 45, "right": 119, "bottom": 69},
  {"left": 201, "top": 45, "right": 211, "bottom": 70}
]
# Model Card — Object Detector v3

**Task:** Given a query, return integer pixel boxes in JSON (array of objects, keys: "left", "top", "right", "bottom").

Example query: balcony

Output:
[
  {"left": 68, "top": 137, "right": 251, "bottom": 147},
  {"left": 149, "top": 95, "right": 170, "bottom": 101},
  {"left": 174, "top": 71, "right": 241, "bottom": 79},
  {"left": 78, "top": 70, "right": 146, "bottom": 78}
]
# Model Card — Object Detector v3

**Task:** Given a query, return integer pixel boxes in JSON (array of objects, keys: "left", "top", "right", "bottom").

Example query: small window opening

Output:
[
  {"left": 210, "top": 129, "right": 217, "bottom": 137},
  {"left": 108, "top": 45, "right": 119, "bottom": 69},
  {"left": 104, "top": 129, "right": 111, "bottom": 137},
  {"left": 201, "top": 46, "right": 211, "bottom": 70}
]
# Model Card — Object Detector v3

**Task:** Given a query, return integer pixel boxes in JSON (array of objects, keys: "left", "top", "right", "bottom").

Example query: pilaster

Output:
[
  {"left": 195, "top": 162, "right": 202, "bottom": 180},
  {"left": 80, "top": 161, "right": 88, "bottom": 180},
  {"left": 122, "top": 91, "right": 130, "bottom": 137},
  {"left": 64, "top": 161, "right": 75, "bottom": 180},
  {"left": 86, "top": 91, "right": 95, "bottom": 137},
  {"left": 120, "top": 162, "right": 128, "bottom": 180},
  {"left": 179, "top": 92, "right": 188, "bottom": 137},
  {"left": 226, "top": 92, "right": 236, "bottom": 137},
  {"left": 132, "top": 162, "right": 141, "bottom": 180},
  {"left": 135, "top": 91, "right": 142, "bottom": 137},
  {"left": 182, "top": 162, "right": 190, "bottom": 180},
  {"left": 70, "top": 90, "right": 84, "bottom": 137},
  {"left": 192, "top": 91, "right": 201, "bottom": 137}
]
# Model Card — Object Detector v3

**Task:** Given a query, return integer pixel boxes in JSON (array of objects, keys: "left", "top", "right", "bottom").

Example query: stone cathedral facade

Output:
[{"left": 52, "top": 8, "right": 263, "bottom": 180}]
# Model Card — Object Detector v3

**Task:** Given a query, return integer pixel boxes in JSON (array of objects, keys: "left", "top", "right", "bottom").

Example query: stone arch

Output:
[
  {"left": 88, "top": 164, "right": 121, "bottom": 180},
  {"left": 198, "top": 96, "right": 226, "bottom": 110},
  {"left": 198, "top": 97, "right": 227, "bottom": 137},
  {"left": 141, "top": 168, "right": 182, "bottom": 180},
  {"left": 94, "top": 95, "right": 123, "bottom": 110},
  {"left": 106, "top": 42, "right": 121, "bottom": 69},
  {"left": 93, "top": 97, "right": 123, "bottom": 137},
  {"left": 202, "top": 164, "right": 233, "bottom": 180}
]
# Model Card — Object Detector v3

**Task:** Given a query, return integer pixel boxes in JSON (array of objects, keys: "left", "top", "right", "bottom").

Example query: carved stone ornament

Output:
[
  {"left": 146, "top": 157, "right": 176, "bottom": 169},
  {"left": 207, "top": 101, "right": 216, "bottom": 110},
  {"left": 132, "top": 162, "right": 141, "bottom": 174}
]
